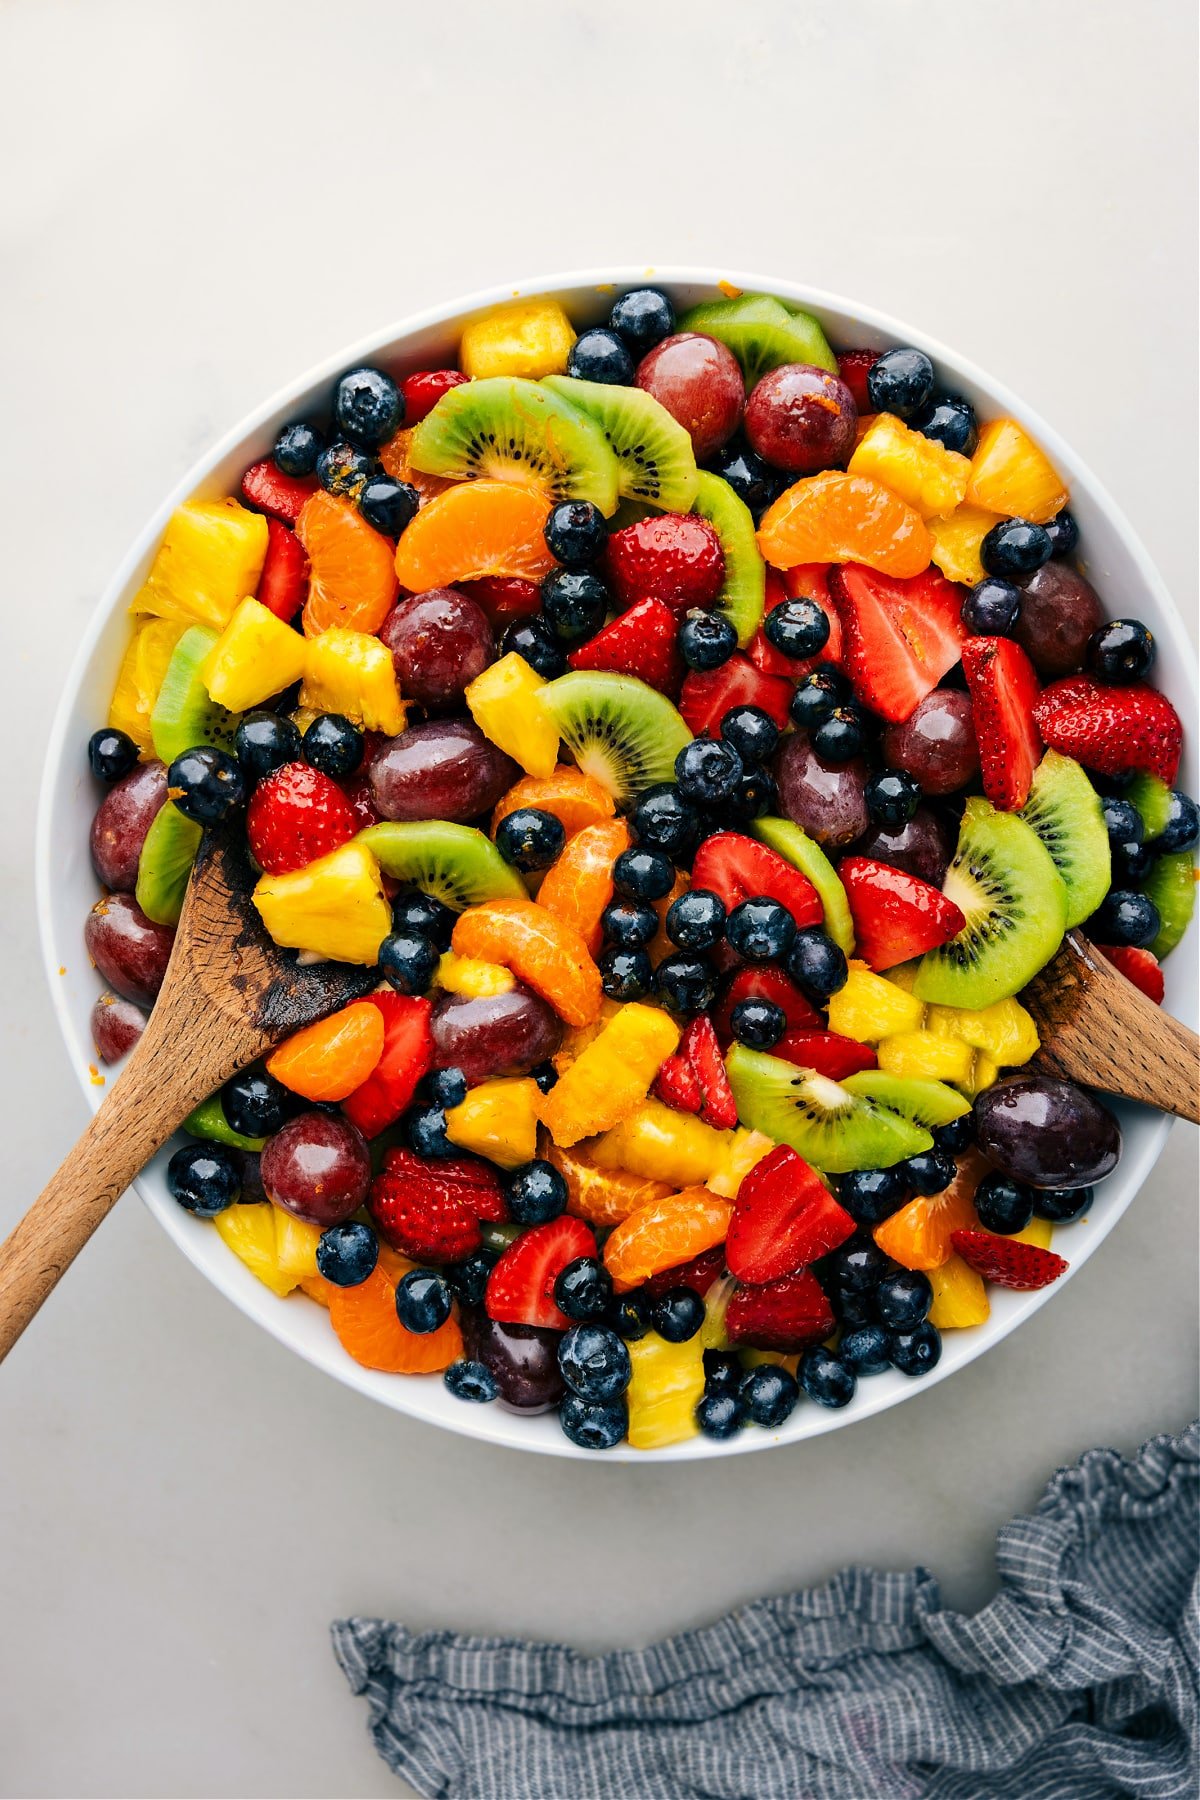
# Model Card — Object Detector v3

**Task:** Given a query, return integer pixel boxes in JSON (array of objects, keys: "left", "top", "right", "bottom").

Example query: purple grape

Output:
[
  {"left": 850, "top": 806, "right": 953, "bottom": 888},
  {"left": 369, "top": 719, "right": 518, "bottom": 824},
  {"left": 89, "top": 991, "right": 147, "bottom": 1062},
  {"left": 744, "top": 364, "right": 858, "bottom": 473},
  {"left": 883, "top": 689, "right": 980, "bottom": 796},
  {"left": 89, "top": 760, "right": 167, "bottom": 891},
  {"left": 380, "top": 589, "right": 495, "bottom": 710},
  {"left": 84, "top": 893, "right": 174, "bottom": 1006},
  {"left": 775, "top": 732, "right": 869, "bottom": 848},
  {"left": 260, "top": 1112, "right": 370, "bottom": 1226},
  {"left": 430, "top": 987, "right": 562, "bottom": 1084},
  {"left": 1012, "top": 564, "right": 1103, "bottom": 677},
  {"left": 461, "top": 1311, "right": 565, "bottom": 1413},
  {"left": 973, "top": 1076, "right": 1121, "bottom": 1189}
]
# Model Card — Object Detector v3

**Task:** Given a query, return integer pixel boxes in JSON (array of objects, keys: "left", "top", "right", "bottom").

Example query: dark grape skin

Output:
[
  {"left": 635, "top": 333, "right": 745, "bottom": 460},
  {"left": 1012, "top": 563, "right": 1104, "bottom": 677},
  {"left": 430, "top": 987, "right": 562, "bottom": 1085},
  {"left": 379, "top": 588, "right": 495, "bottom": 710},
  {"left": 883, "top": 689, "right": 980, "bottom": 796},
  {"left": 775, "top": 732, "right": 869, "bottom": 848},
  {"left": 461, "top": 1311, "right": 566, "bottom": 1413},
  {"left": 90, "top": 991, "right": 147, "bottom": 1063},
  {"left": 744, "top": 364, "right": 858, "bottom": 474},
  {"left": 973, "top": 1077, "right": 1121, "bottom": 1189},
  {"left": 89, "top": 759, "right": 167, "bottom": 891},
  {"left": 851, "top": 807, "right": 954, "bottom": 888},
  {"left": 368, "top": 719, "right": 518, "bottom": 824},
  {"left": 260, "top": 1112, "right": 371, "bottom": 1226},
  {"left": 84, "top": 893, "right": 174, "bottom": 1006}
]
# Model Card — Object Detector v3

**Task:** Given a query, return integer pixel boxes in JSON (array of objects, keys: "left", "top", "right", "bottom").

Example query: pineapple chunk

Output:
[
  {"left": 466, "top": 652, "right": 560, "bottom": 779},
  {"left": 926, "top": 997, "right": 1039, "bottom": 1066},
  {"left": 107, "top": 617, "right": 185, "bottom": 755},
  {"left": 214, "top": 1203, "right": 297, "bottom": 1297},
  {"left": 460, "top": 300, "right": 576, "bottom": 380},
  {"left": 708, "top": 1128, "right": 777, "bottom": 1199},
  {"left": 927, "top": 504, "right": 1004, "bottom": 586},
  {"left": 204, "top": 597, "right": 308, "bottom": 712},
  {"left": 300, "top": 629, "right": 406, "bottom": 735},
  {"left": 537, "top": 1003, "right": 680, "bottom": 1147},
  {"left": 826, "top": 962, "right": 926, "bottom": 1042},
  {"left": 877, "top": 1031, "right": 974, "bottom": 1085},
  {"left": 435, "top": 952, "right": 515, "bottom": 997},
  {"left": 928, "top": 1254, "right": 990, "bottom": 1329},
  {"left": 965, "top": 419, "right": 1069, "bottom": 525},
  {"left": 960, "top": 1051, "right": 1000, "bottom": 1098},
  {"left": 445, "top": 1077, "right": 539, "bottom": 1167},
  {"left": 131, "top": 499, "right": 269, "bottom": 630},
  {"left": 588, "top": 1099, "right": 732, "bottom": 1189},
  {"left": 626, "top": 1332, "right": 704, "bottom": 1450},
  {"left": 273, "top": 1210, "right": 323, "bottom": 1282},
  {"left": 1013, "top": 1216, "right": 1055, "bottom": 1251},
  {"left": 253, "top": 840, "right": 391, "bottom": 965},
  {"left": 849, "top": 412, "right": 971, "bottom": 519}
]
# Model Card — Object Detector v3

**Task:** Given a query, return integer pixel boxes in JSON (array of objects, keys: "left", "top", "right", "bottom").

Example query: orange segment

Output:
[
  {"left": 393, "top": 480, "right": 556, "bottom": 590},
  {"left": 491, "top": 768, "right": 615, "bottom": 838},
  {"left": 757, "top": 471, "right": 933, "bottom": 578},
  {"left": 451, "top": 898, "right": 602, "bottom": 1028},
  {"left": 379, "top": 428, "right": 455, "bottom": 505},
  {"left": 297, "top": 491, "right": 399, "bottom": 636},
  {"left": 537, "top": 819, "right": 630, "bottom": 955},
  {"left": 537, "top": 1003, "right": 680, "bottom": 1147},
  {"left": 547, "top": 1144, "right": 675, "bottom": 1227},
  {"left": 298, "top": 1273, "right": 339, "bottom": 1308},
  {"left": 266, "top": 1000, "right": 386, "bottom": 1101},
  {"left": 649, "top": 871, "right": 689, "bottom": 966},
  {"left": 604, "top": 1187, "right": 734, "bottom": 1293},
  {"left": 329, "top": 1266, "right": 462, "bottom": 1373},
  {"left": 873, "top": 1148, "right": 987, "bottom": 1270}
]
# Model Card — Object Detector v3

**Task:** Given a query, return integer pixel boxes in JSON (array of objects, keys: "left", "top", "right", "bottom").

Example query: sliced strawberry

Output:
[
  {"left": 692, "top": 831, "right": 823, "bottom": 931},
  {"left": 568, "top": 595, "right": 683, "bottom": 695},
  {"left": 642, "top": 1244, "right": 727, "bottom": 1300},
  {"left": 725, "top": 1267, "right": 836, "bottom": 1351},
  {"left": 727, "top": 1146, "right": 854, "bottom": 1284},
  {"left": 606, "top": 513, "right": 724, "bottom": 612},
  {"left": 461, "top": 576, "right": 542, "bottom": 628},
  {"left": 836, "top": 349, "right": 880, "bottom": 414},
  {"left": 748, "top": 565, "right": 842, "bottom": 679},
  {"left": 485, "top": 1217, "right": 597, "bottom": 1329},
  {"left": 683, "top": 1015, "right": 738, "bottom": 1129},
  {"left": 712, "top": 966, "right": 822, "bottom": 1045},
  {"left": 1097, "top": 943, "right": 1165, "bottom": 1005},
  {"left": 773, "top": 1029, "right": 878, "bottom": 1080},
  {"left": 369, "top": 1152, "right": 488, "bottom": 1263},
  {"left": 256, "top": 518, "right": 309, "bottom": 622},
  {"left": 829, "top": 563, "right": 968, "bottom": 723},
  {"left": 679, "top": 653, "right": 793, "bottom": 737},
  {"left": 341, "top": 995, "right": 434, "bottom": 1138},
  {"left": 839, "top": 856, "right": 966, "bottom": 971},
  {"left": 950, "top": 1229, "right": 1068, "bottom": 1291},
  {"left": 654, "top": 1052, "right": 703, "bottom": 1115},
  {"left": 241, "top": 459, "right": 319, "bottom": 524},
  {"left": 961, "top": 636, "right": 1043, "bottom": 811},
  {"left": 1032, "top": 677, "right": 1182, "bottom": 786},
  {"left": 247, "top": 762, "right": 358, "bottom": 875},
  {"left": 401, "top": 368, "right": 468, "bottom": 425}
]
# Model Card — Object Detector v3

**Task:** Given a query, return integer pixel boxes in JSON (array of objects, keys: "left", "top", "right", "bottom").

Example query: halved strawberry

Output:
[
  {"left": 341, "top": 995, "right": 434, "bottom": 1139},
  {"left": 961, "top": 636, "right": 1043, "bottom": 811},
  {"left": 485, "top": 1217, "right": 597, "bottom": 1329},
  {"left": 654, "top": 1051, "right": 703, "bottom": 1116},
  {"left": 829, "top": 564, "right": 968, "bottom": 723},
  {"left": 679, "top": 654, "right": 793, "bottom": 736},
  {"left": 748, "top": 565, "right": 842, "bottom": 679},
  {"left": 712, "top": 966, "right": 822, "bottom": 1045},
  {"left": 655, "top": 1015, "right": 737, "bottom": 1129},
  {"left": 642, "top": 1244, "right": 727, "bottom": 1299},
  {"left": 727, "top": 1146, "right": 854, "bottom": 1284},
  {"left": 692, "top": 832, "right": 823, "bottom": 931},
  {"left": 950, "top": 1229, "right": 1068, "bottom": 1291},
  {"left": 1097, "top": 943, "right": 1165, "bottom": 1005},
  {"left": 401, "top": 369, "right": 468, "bottom": 425},
  {"left": 725, "top": 1267, "right": 836, "bottom": 1351},
  {"left": 369, "top": 1153, "right": 490, "bottom": 1263},
  {"left": 605, "top": 513, "right": 724, "bottom": 612},
  {"left": 247, "top": 762, "right": 359, "bottom": 875},
  {"left": 839, "top": 856, "right": 966, "bottom": 971},
  {"left": 461, "top": 576, "right": 541, "bottom": 628},
  {"left": 1032, "top": 677, "right": 1182, "bottom": 786},
  {"left": 836, "top": 348, "right": 880, "bottom": 414},
  {"left": 773, "top": 1029, "right": 878, "bottom": 1080},
  {"left": 241, "top": 459, "right": 319, "bottom": 524},
  {"left": 568, "top": 595, "right": 682, "bottom": 695},
  {"left": 256, "top": 518, "right": 309, "bottom": 622}
]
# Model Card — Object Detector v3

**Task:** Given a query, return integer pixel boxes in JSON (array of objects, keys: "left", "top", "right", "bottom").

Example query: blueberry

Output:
[
  {"left": 679, "top": 609, "right": 737, "bottom": 672},
  {"left": 608, "top": 1292, "right": 653, "bottom": 1340},
  {"left": 499, "top": 617, "right": 568, "bottom": 678},
  {"left": 316, "top": 440, "right": 377, "bottom": 499},
  {"left": 444, "top": 1359, "right": 498, "bottom": 1403},
  {"left": 545, "top": 500, "right": 608, "bottom": 569},
  {"left": 764, "top": 598, "right": 830, "bottom": 660},
  {"left": 379, "top": 930, "right": 439, "bottom": 996},
  {"left": 1087, "top": 619, "right": 1155, "bottom": 685},
  {"left": 167, "top": 746, "right": 246, "bottom": 825},
  {"left": 866, "top": 348, "right": 935, "bottom": 419},
  {"left": 865, "top": 770, "right": 921, "bottom": 828},
  {"left": 811, "top": 705, "right": 867, "bottom": 763},
  {"left": 980, "top": 518, "right": 1052, "bottom": 578},
  {"left": 720, "top": 705, "right": 780, "bottom": 765},
  {"left": 726, "top": 896, "right": 796, "bottom": 963},
  {"left": 799, "top": 1347, "right": 857, "bottom": 1408},
  {"left": 609, "top": 287, "right": 675, "bottom": 355},
  {"left": 423, "top": 1066, "right": 468, "bottom": 1109},
  {"left": 392, "top": 890, "right": 454, "bottom": 951},
  {"left": 1112, "top": 839, "right": 1154, "bottom": 883},
  {"left": 406, "top": 1103, "right": 451, "bottom": 1158},
  {"left": 88, "top": 727, "right": 138, "bottom": 784},
  {"left": 1101, "top": 796, "right": 1145, "bottom": 848},
  {"left": 728, "top": 765, "right": 777, "bottom": 823},
  {"left": 962, "top": 577, "right": 1022, "bottom": 637},
  {"left": 222, "top": 1068, "right": 295, "bottom": 1138},
  {"left": 531, "top": 1061, "right": 558, "bottom": 1094},
  {"left": 730, "top": 997, "right": 786, "bottom": 1050},
  {"left": 675, "top": 737, "right": 743, "bottom": 806},
  {"left": 333, "top": 366, "right": 403, "bottom": 449},
  {"left": 316, "top": 1221, "right": 379, "bottom": 1287},
  {"left": 602, "top": 899, "right": 659, "bottom": 948},
  {"left": 1033, "top": 1186, "right": 1093, "bottom": 1224},
  {"left": 899, "top": 1149, "right": 955, "bottom": 1196},
  {"left": 554, "top": 1256, "right": 613, "bottom": 1322},
  {"left": 273, "top": 421, "right": 323, "bottom": 477},
  {"left": 789, "top": 668, "right": 848, "bottom": 729},
  {"left": 703, "top": 1351, "right": 743, "bottom": 1393},
  {"left": 505, "top": 1159, "right": 568, "bottom": 1225},
  {"left": 833, "top": 1287, "right": 876, "bottom": 1328},
  {"left": 539, "top": 569, "right": 609, "bottom": 642},
  {"left": 787, "top": 928, "right": 848, "bottom": 1001},
  {"left": 1091, "top": 889, "right": 1160, "bottom": 948},
  {"left": 890, "top": 1320, "right": 942, "bottom": 1377},
  {"left": 933, "top": 1115, "right": 974, "bottom": 1156},
  {"left": 235, "top": 711, "right": 302, "bottom": 783},
  {"left": 651, "top": 1286, "right": 705, "bottom": 1343},
  {"left": 1044, "top": 509, "right": 1079, "bottom": 559},
  {"left": 827, "top": 1234, "right": 890, "bottom": 1294},
  {"left": 167, "top": 1143, "right": 241, "bottom": 1216},
  {"left": 395, "top": 1268, "right": 453, "bottom": 1334},
  {"left": 654, "top": 953, "right": 718, "bottom": 1017},
  {"left": 837, "top": 1166, "right": 908, "bottom": 1227},
  {"left": 360, "top": 476, "right": 418, "bottom": 537},
  {"left": 911, "top": 393, "right": 978, "bottom": 455},
  {"left": 567, "top": 327, "right": 635, "bottom": 385},
  {"left": 558, "top": 1324, "right": 631, "bottom": 1400},
  {"left": 740, "top": 1365, "right": 799, "bottom": 1428},
  {"left": 302, "top": 713, "right": 363, "bottom": 778},
  {"left": 631, "top": 783, "right": 698, "bottom": 857},
  {"left": 445, "top": 1249, "right": 497, "bottom": 1307},
  {"left": 1157, "top": 791, "right": 1200, "bottom": 854},
  {"left": 973, "top": 1171, "right": 1035, "bottom": 1234},
  {"left": 839, "top": 1324, "right": 893, "bottom": 1376},
  {"left": 613, "top": 846, "right": 676, "bottom": 902},
  {"left": 661, "top": 890, "right": 723, "bottom": 953},
  {"left": 559, "top": 1394, "right": 628, "bottom": 1450},
  {"left": 696, "top": 1390, "right": 746, "bottom": 1439},
  {"left": 706, "top": 437, "right": 786, "bottom": 521},
  {"left": 495, "top": 806, "right": 566, "bottom": 871},
  {"left": 875, "top": 1268, "right": 933, "bottom": 1330},
  {"left": 599, "top": 946, "right": 653, "bottom": 1001}
]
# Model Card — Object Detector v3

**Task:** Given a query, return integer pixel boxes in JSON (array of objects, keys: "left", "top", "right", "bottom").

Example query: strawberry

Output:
[
  {"left": 839, "top": 856, "right": 966, "bottom": 970},
  {"left": 1097, "top": 943, "right": 1165, "bottom": 1005},
  {"left": 485, "top": 1217, "right": 597, "bottom": 1329},
  {"left": 341, "top": 994, "right": 434, "bottom": 1138},
  {"left": 828, "top": 563, "right": 968, "bottom": 723},
  {"left": 401, "top": 369, "right": 469, "bottom": 425},
  {"left": 712, "top": 966, "right": 822, "bottom": 1044},
  {"left": 606, "top": 513, "right": 725, "bottom": 613},
  {"left": 692, "top": 831, "right": 823, "bottom": 931},
  {"left": 727, "top": 1146, "right": 854, "bottom": 1284},
  {"left": 568, "top": 595, "right": 683, "bottom": 695},
  {"left": 462, "top": 576, "right": 541, "bottom": 628},
  {"left": 679, "top": 654, "right": 793, "bottom": 736},
  {"left": 642, "top": 1244, "right": 727, "bottom": 1300},
  {"left": 725, "top": 1267, "right": 837, "bottom": 1351},
  {"left": 836, "top": 348, "right": 880, "bottom": 414},
  {"left": 369, "top": 1150, "right": 496, "bottom": 1263},
  {"left": 256, "top": 518, "right": 309, "bottom": 622},
  {"left": 653, "top": 1051, "right": 703, "bottom": 1115},
  {"left": 380, "top": 1145, "right": 508, "bottom": 1220},
  {"left": 246, "top": 761, "right": 359, "bottom": 875},
  {"left": 950, "top": 1229, "right": 1068, "bottom": 1291},
  {"left": 748, "top": 565, "right": 842, "bottom": 679},
  {"left": 961, "top": 636, "right": 1043, "bottom": 810},
  {"left": 1032, "top": 677, "right": 1182, "bottom": 786},
  {"left": 773, "top": 1029, "right": 878, "bottom": 1080},
  {"left": 240, "top": 458, "right": 319, "bottom": 524},
  {"left": 653, "top": 1015, "right": 737, "bottom": 1129}
]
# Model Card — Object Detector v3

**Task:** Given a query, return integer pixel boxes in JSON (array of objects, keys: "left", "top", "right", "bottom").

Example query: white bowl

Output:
[{"left": 38, "top": 269, "right": 1198, "bottom": 1460}]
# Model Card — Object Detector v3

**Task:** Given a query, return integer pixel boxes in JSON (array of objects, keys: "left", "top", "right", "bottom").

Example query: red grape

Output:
[
  {"left": 380, "top": 588, "right": 495, "bottom": 709},
  {"left": 1013, "top": 564, "right": 1103, "bottom": 676},
  {"left": 90, "top": 991, "right": 147, "bottom": 1062},
  {"left": 89, "top": 760, "right": 167, "bottom": 891},
  {"left": 84, "top": 893, "right": 174, "bottom": 1005},
  {"left": 461, "top": 1311, "right": 566, "bottom": 1412},
  {"left": 850, "top": 806, "right": 953, "bottom": 888},
  {"left": 430, "top": 987, "right": 562, "bottom": 1084},
  {"left": 369, "top": 719, "right": 518, "bottom": 823},
  {"left": 883, "top": 688, "right": 980, "bottom": 795},
  {"left": 775, "top": 733, "right": 869, "bottom": 847},
  {"left": 260, "top": 1111, "right": 370, "bottom": 1226},
  {"left": 974, "top": 1076, "right": 1120, "bottom": 1188},
  {"left": 744, "top": 364, "right": 858, "bottom": 473},
  {"left": 635, "top": 333, "right": 744, "bottom": 459}
]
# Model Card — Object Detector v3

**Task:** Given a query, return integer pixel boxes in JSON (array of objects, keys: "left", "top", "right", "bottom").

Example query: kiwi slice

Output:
[
  {"left": 182, "top": 1091, "right": 265, "bottom": 1153},
  {"left": 150, "top": 626, "right": 239, "bottom": 765},
  {"left": 543, "top": 375, "right": 698, "bottom": 511},
  {"left": 913, "top": 797, "right": 1068, "bottom": 1009},
  {"left": 726, "top": 1044, "right": 932, "bottom": 1173},
  {"left": 691, "top": 471, "right": 766, "bottom": 646},
  {"left": 409, "top": 376, "right": 620, "bottom": 515},
  {"left": 539, "top": 671, "right": 692, "bottom": 807},
  {"left": 751, "top": 815, "right": 855, "bottom": 954},
  {"left": 136, "top": 801, "right": 203, "bottom": 926},
  {"left": 842, "top": 1071, "right": 970, "bottom": 1130},
  {"left": 677, "top": 293, "right": 837, "bottom": 383},
  {"left": 1143, "top": 851, "right": 1196, "bottom": 957},
  {"left": 1127, "top": 772, "right": 1174, "bottom": 840},
  {"left": 1017, "top": 750, "right": 1110, "bottom": 930},
  {"left": 357, "top": 821, "right": 526, "bottom": 910}
]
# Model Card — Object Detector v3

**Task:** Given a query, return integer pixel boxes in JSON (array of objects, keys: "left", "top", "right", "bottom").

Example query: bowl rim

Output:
[{"left": 37, "top": 265, "right": 1194, "bottom": 1461}]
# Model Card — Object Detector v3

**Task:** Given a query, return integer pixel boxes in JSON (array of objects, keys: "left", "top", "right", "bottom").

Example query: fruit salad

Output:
[{"left": 81, "top": 285, "right": 1197, "bottom": 1451}]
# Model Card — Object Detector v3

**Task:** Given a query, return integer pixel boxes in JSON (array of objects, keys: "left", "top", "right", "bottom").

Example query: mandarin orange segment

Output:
[
  {"left": 266, "top": 1000, "right": 386, "bottom": 1101},
  {"left": 873, "top": 1148, "right": 987, "bottom": 1270},
  {"left": 451, "top": 898, "right": 602, "bottom": 1027},
  {"left": 298, "top": 1273, "right": 339, "bottom": 1308},
  {"left": 379, "top": 427, "right": 455, "bottom": 504},
  {"left": 491, "top": 768, "right": 616, "bottom": 838},
  {"left": 537, "top": 1003, "right": 680, "bottom": 1147},
  {"left": 297, "top": 491, "right": 399, "bottom": 636},
  {"left": 393, "top": 480, "right": 556, "bottom": 590},
  {"left": 603, "top": 1187, "right": 734, "bottom": 1293},
  {"left": 546, "top": 1144, "right": 675, "bottom": 1227},
  {"left": 329, "top": 1266, "right": 462, "bottom": 1373},
  {"left": 756, "top": 471, "right": 933, "bottom": 578},
  {"left": 537, "top": 818, "right": 631, "bottom": 955}
]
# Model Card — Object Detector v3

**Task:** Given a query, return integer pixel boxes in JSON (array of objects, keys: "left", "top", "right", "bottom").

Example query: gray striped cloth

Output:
[{"left": 333, "top": 1423, "right": 1198, "bottom": 1799}]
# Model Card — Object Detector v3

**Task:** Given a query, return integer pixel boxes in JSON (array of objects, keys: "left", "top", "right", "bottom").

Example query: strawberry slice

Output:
[
  {"left": 692, "top": 832, "right": 823, "bottom": 933},
  {"left": 671, "top": 1016, "right": 737, "bottom": 1129},
  {"left": 836, "top": 349, "right": 880, "bottom": 413},
  {"left": 654, "top": 1051, "right": 703, "bottom": 1115},
  {"left": 839, "top": 856, "right": 966, "bottom": 971},
  {"left": 1097, "top": 943, "right": 1165, "bottom": 1005},
  {"left": 247, "top": 761, "right": 359, "bottom": 875},
  {"left": 605, "top": 513, "right": 724, "bottom": 613},
  {"left": 679, "top": 654, "right": 793, "bottom": 736},
  {"left": 712, "top": 966, "right": 822, "bottom": 1045},
  {"left": 241, "top": 458, "right": 319, "bottom": 524},
  {"left": 341, "top": 994, "right": 434, "bottom": 1138},
  {"left": 568, "top": 595, "right": 683, "bottom": 695},
  {"left": 1032, "top": 677, "right": 1182, "bottom": 786},
  {"left": 256, "top": 518, "right": 309, "bottom": 622},
  {"left": 828, "top": 563, "right": 968, "bottom": 723},
  {"left": 642, "top": 1244, "right": 727, "bottom": 1300},
  {"left": 485, "top": 1217, "right": 597, "bottom": 1329},
  {"left": 950, "top": 1229, "right": 1068, "bottom": 1291},
  {"left": 727, "top": 1146, "right": 855, "bottom": 1284},
  {"left": 369, "top": 1152, "right": 492, "bottom": 1263},
  {"left": 725, "top": 1267, "right": 836, "bottom": 1351},
  {"left": 748, "top": 565, "right": 842, "bottom": 679},
  {"left": 401, "top": 369, "right": 469, "bottom": 425},
  {"left": 961, "top": 636, "right": 1043, "bottom": 810},
  {"left": 773, "top": 1029, "right": 878, "bottom": 1080}
]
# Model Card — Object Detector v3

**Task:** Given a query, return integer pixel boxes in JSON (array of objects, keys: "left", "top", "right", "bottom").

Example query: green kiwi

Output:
[
  {"left": 182, "top": 1091, "right": 266, "bottom": 1153},
  {"left": 408, "top": 376, "right": 620, "bottom": 515},
  {"left": 913, "top": 797, "right": 1068, "bottom": 1009},
  {"left": 1143, "top": 851, "right": 1196, "bottom": 957},
  {"left": 357, "top": 821, "right": 525, "bottom": 911},
  {"left": 135, "top": 801, "right": 203, "bottom": 926},
  {"left": 691, "top": 471, "right": 766, "bottom": 646},
  {"left": 677, "top": 292, "right": 837, "bottom": 383},
  {"left": 725, "top": 1044, "right": 932, "bottom": 1173},
  {"left": 539, "top": 671, "right": 692, "bottom": 807},
  {"left": 1127, "top": 772, "right": 1174, "bottom": 840},
  {"left": 1017, "top": 750, "right": 1110, "bottom": 929},
  {"left": 842, "top": 1071, "right": 971, "bottom": 1129},
  {"left": 751, "top": 815, "right": 855, "bottom": 954},
  {"left": 150, "top": 626, "right": 239, "bottom": 765},
  {"left": 542, "top": 375, "right": 698, "bottom": 511}
]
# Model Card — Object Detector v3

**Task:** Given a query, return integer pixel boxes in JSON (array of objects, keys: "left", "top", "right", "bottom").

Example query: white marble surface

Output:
[{"left": 1, "top": 2, "right": 1196, "bottom": 1795}]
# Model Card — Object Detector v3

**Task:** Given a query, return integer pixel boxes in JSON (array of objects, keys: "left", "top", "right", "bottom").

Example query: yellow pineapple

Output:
[
  {"left": 708, "top": 1128, "right": 776, "bottom": 1198},
  {"left": 466, "top": 652, "right": 560, "bottom": 778},
  {"left": 928, "top": 1254, "right": 990, "bottom": 1329},
  {"left": 204, "top": 597, "right": 309, "bottom": 712},
  {"left": 273, "top": 1210, "right": 323, "bottom": 1283},
  {"left": 588, "top": 1099, "right": 733, "bottom": 1189},
  {"left": 435, "top": 952, "right": 516, "bottom": 997},
  {"left": 253, "top": 841, "right": 391, "bottom": 965},
  {"left": 877, "top": 1031, "right": 974, "bottom": 1085},
  {"left": 961, "top": 1052, "right": 1000, "bottom": 1099},
  {"left": 966, "top": 419, "right": 1068, "bottom": 524},
  {"left": 460, "top": 300, "right": 576, "bottom": 380},
  {"left": 445, "top": 1077, "right": 540, "bottom": 1167},
  {"left": 826, "top": 962, "right": 926, "bottom": 1042},
  {"left": 214, "top": 1203, "right": 297, "bottom": 1297},
  {"left": 927, "top": 504, "right": 1004, "bottom": 586},
  {"left": 626, "top": 1331, "right": 706, "bottom": 1449},
  {"left": 926, "top": 996, "right": 1039, "bottom": 1067},
  {"left": 300, "top": 628, "right": 406, "bottom": 735},
  {"left": 107, "top": 617, "right": 185, "bottom": 754},
  {"left": 1013, "top": 1216, "right": 1055, "bottom": 1251},
  {"left": 849, "top": 413, "right": 970, "bottom": 519},
  {"left": 537, "top": 1003, "right": 680, "bottom": 1147},
  {"left": 131, "top": 499, "right": 269, "bottom": 630}
]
